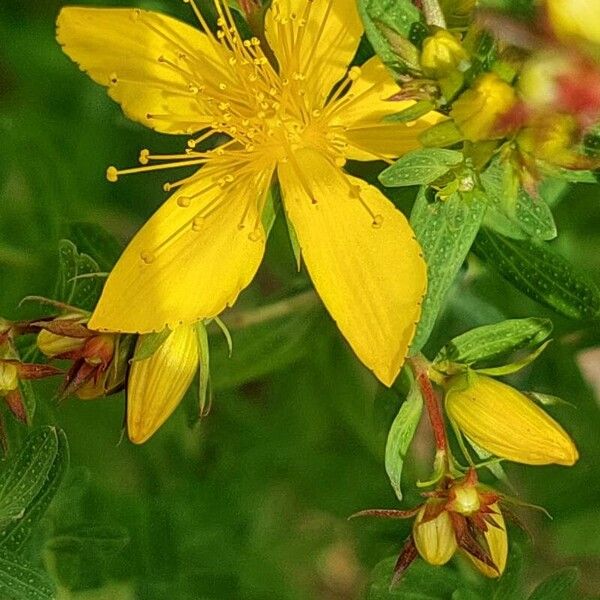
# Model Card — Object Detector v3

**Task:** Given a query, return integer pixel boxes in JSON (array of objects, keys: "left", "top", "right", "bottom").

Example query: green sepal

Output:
[
  {"left": 474, "top": 339, "right": 551, "bottom": 376},
  {"left": 131, "top": 328, "right": 171, "bottom": 363},
  {"left": 196, "top": 320, "right": 211, "bottom": 417}
]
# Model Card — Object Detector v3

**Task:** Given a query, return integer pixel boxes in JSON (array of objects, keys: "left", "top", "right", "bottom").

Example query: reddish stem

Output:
[{"left": 410, "top": 358, "right": 449, "bottom": 455}]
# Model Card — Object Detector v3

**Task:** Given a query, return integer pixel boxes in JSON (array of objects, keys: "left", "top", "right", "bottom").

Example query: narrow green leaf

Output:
[
  {"left": 196, "top": 321, "right": 211, "bottom": 416},
  {"left": 385, "top": 377, "right": 423, "bottom": 501},
  {"left": 0, "top": 427, "right": 59, "bottom": 530},
  {"left": 384, "top": 100, "right": 436, "bottom": 123},
  {"left": 358, "top": 0, "right": 423, "bottom": 75},
  {"left": 526, "top": 392, "right": 575, "bottom": 409},
  {"left": 380, "top": 149, "right": 464, "bottom": 188},
  {"left": 0, "top": 548, "right": 54, "bottom": 600},
  {"left": 410, "top": 190, "right": 486, "bottom": 354},
  {"left": 131, "top": 328, "right": 171, "bottom": 363},
  {"left": 475, "top": 339, "right": 551, "bottom": 375},
  {"left": 435, "top": 318, "right": 553, "bottom": 365},
  {"left": 0, "top": 428, "right": 69, "bottom": 552},
  {"left": 473, "top": 228, "right": 600, "bottom": 320},
  {"left": 46, "top": 524, "right": 129, "bottom": 555},
  {"left": 68, "top": 222, "right": 121, "bottom": 272},
  {"left": 528, "top": 567, "right": 579, "bottom": 600}
]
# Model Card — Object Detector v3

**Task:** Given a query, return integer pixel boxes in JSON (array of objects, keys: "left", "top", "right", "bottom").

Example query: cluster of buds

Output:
[
  {"left": 355, "top": 470, "right": 508, "bottom": 582},
  {"left": 36, "top": 313, "right": 130, "bottom": 399}
]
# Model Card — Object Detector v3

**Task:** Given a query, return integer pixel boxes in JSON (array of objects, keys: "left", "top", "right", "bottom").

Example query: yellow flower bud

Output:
[
  {"left": 464, "top": 503, "right": 507, "bottom": 578},
  {"left": 547, "top": 0, "right": 600, "bottom": 46},
  {"left": 0, "top": 362, "right": 19, "bottom": 394},
  {"left": 37, "top": 329, "right": 86, "bottom": 357},
  {"left": 127, "top": 325, "right": 198, "bottom": 444},
  {"left": 450, "top": 73, "right": 517, "bottom": 142},
  {"left": 445, "top": 374, "right": 579, "bottom": 466},
  {"left": 421, "top": 30, "right": 469, "bottom": 78},
  {"left": 413, "top": 503, "right": 457, "bottom": 565}
]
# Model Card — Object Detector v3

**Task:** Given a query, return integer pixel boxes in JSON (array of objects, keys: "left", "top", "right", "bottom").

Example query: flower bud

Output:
[
  {"left": 127, "top": 325, "right": 198, "bottom": 444},
  {"left": 0, "top": 362, "right": 18, "bottom": 394},
  {"left": 464, "top": 503, "right": 507, "bottom": 578},
  {"left": 450, "top": 73, "right": 517, "bottom": 141},
  {"left": 413, "top": 502, "right": 457, "bottom": 565},
  {"left": 421, "top": 30, "right": 469, "bottom": 79},
  {"left": 37, "top": 329, "right": 86, "bottom": 358},
  {"left": 445, "top": 374, "right": 578, "bottom": 466}
]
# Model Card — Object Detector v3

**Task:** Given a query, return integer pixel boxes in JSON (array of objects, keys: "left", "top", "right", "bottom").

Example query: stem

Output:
[
  {"left": 409, "top": 357, "right": 449, "bottom": 461},
  {"left": 220, "top": 290, "right": 318, "bottom": 330},
  {"left": 420, "top": 0, "right": 447, "bottom": 28}
]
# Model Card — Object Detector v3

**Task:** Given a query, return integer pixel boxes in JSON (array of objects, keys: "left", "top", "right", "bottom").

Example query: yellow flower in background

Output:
[
  {"left": 547, "top": 0, "right": 600, "bottom": 46},
  {"left": 57, "top": 0, "right": 442, "bottom": 386},
  {"left": 450, "top": 73, "right": 516, "bottom": 142},
  {"left": 128, "top": 325, "right": 198, "bottom": 444},
  {"left": 445, "top": 374, "right": 579, "bottom": 466}
]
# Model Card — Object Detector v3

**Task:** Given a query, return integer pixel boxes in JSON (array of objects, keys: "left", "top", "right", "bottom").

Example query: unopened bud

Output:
[
  {"left": 127, "top": 325, "right": 198, "bottom": 444},
  {"left": 450, "top": 73, "right": 517, "bottom": 141},
  {"left": 421, "top": 30, "right": 469, "bottom": 79},
  {"left": 0, "top": 362, "right": 19, "bottom": 394},
  {"left": 37, "top": 329, "right": 86, "bottom": 358},
  {"left": 464, "top": 503, "right": 507, "bottom": 578},
  {"left": 413, "top": 502, "right": 457, "bottom": 566},
  {"left": 445, "top": 374, "right": 579, "bottom": 466}
]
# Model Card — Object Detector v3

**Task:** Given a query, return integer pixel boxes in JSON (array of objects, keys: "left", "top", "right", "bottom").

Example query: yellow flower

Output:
[
  {"left": 127, "top": 325, "right": 198, "bottom": 444},
  {"left": 463, "top": 503, "right": 507, "bottom": 578},
  {"left": 445, "top": 374, "right": 579, "bottom": 466},
  {"left": 57, "top": 0, "right": 442, "bottom": 386},
  {"left": 450, "top": 73, "right": 516, "bottom": 142},
  {"left": 413, "top": 502, "right": 457, "bottom": 566},
  {"left": 547, "top": 0, "right": 600, "bottom": 46},
  {"left": 421, "top": 30, "right": 469, "bottom": 79}
]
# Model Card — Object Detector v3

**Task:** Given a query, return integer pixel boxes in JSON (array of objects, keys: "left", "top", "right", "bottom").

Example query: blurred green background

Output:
[{"left": 1, "top": 1, "right": 599, "bottom": 598}]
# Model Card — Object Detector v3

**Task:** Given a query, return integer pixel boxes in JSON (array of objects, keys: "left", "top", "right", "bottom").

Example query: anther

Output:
[
  {"left": 109, "top": 73, "right": 118, "bottom": 85},
  {"left": 248, "top": 229, "right": 262, "bottom": 242},
  {"left": 139, "top": 149, "right": 150, "bottom": 165},
  {"left": 348, "top": 66, "right": 362, "bottom": 81},
  {"left": 106, "top": 166, "right": 119, "bottom": 182},
  {"left": 372, "top": 214, "right": 384, "bottom": 228},
  {"left": 192, "top": 216, "right": 204, "bottom": 231},
  {"left": 177, "top": 197, "right": 191, "bottom": 207}
]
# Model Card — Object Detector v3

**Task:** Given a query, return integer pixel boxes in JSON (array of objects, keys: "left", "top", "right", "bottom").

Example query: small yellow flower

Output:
[
  {"left": 57, "top": 0, "right": 443, "bottom": 386},
  {"left": 445, "top": 374, "right": 579, "bottom": 466},
  {"left": 547, "top": 0, "right": 600, "bottom": 46},
  {"left": 420, "top": 30, "right": 469, "bottom": 79},
  {"left": 463, "top": 503, "right": 507, "bottom": 578},
  {"left": 450, "top": 73, "right": 517, "bottom": 142},
  {"left": 127, "top": 325, "right": 198, "bottom": 444},
  {"left": 413, "top": 502, "right": 457, "bottom": 566}
]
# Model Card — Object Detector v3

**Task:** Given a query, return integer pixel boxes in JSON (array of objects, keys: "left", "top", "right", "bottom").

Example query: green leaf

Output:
[
  {"left": 368, "top": 557, "right": 462, "bottom": 599},
  {"left": 480, "top": 161, "right": 557, "bottom": 241},
  {"left": 0, "top": 428, "right": 69, "bottom": 552},
  {"left": 409, "top": 190, "right": 487, "bottom": 354},
  {"left": 55, "top": 240, "right": 104, "bottom": 312},
  {"left": 473, "top": 228, "right": 600, "bottom": 320},
  {"left": 0, "top": 548, "right": 54, "bottom": 600},
  {"left": 385, "top": 376, "right": 423, "bottom": 501},
  {"left": 0, "top": 427, "right": 59, "bottom": 530},
  {"left": 67, "top": 222, "right": 121, "bottom": 272},
  {"left": 380, "top": 149, "right": 464, "bottom": 188},
  {"left": 358, "top": 0, "right": 423, "bottom": 75},
  {"left": 528, "top": 567, "right": 579, "bottom": 600},
  {"left": 435, "top": 318, "right": 553, "bottom": 365}
]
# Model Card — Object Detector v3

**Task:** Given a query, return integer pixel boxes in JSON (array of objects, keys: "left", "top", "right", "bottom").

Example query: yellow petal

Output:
[
  {"left": 56, "top": 7, "right": 230, "bottom": 134},
  {"left": 413, "top": 505, "right": 457, "bottom": 566},
  {"left": 445, "top": 375, "right": 579, "bottom": 466},
  {"left": 264, "top": 0, "right": 362, "bottom": 108},
  {"left": 89, "top": 159, "right": 273, "bottom": 333},
  {"left": 127, "top": 325, "right": 198, "bottom": 443},
  {"left": 547, "top": 0, "right": 600, "bottom": 45},
  {"left": 278, "top": 148, "right": 426, "bottom": 386},
  {"left": 464, "top": 504, "right": 508, "bottom": 578},
  {"left": 330, "top": 57, "right": 444, "bottom": 161}
]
